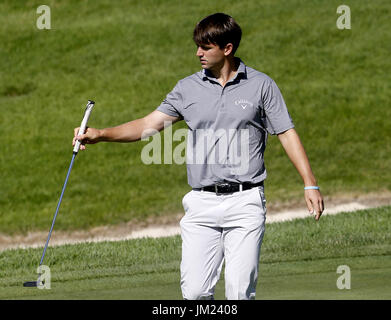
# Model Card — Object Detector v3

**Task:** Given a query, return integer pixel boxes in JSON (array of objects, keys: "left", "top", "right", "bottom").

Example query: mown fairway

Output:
[
  {"left": 0, "top": 0, "right": 390, "bottom": 234},
  {"left": 1, "top": 207, "right": 390, "bottom": 300}
]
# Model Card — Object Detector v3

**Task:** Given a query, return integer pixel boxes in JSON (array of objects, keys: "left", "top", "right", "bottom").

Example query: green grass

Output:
[
  {"left": 0, "top": 0, "right": 391, "bottom": 234},
  {"left": 1, "top": 206, "right": 390, "bottom": 300}
]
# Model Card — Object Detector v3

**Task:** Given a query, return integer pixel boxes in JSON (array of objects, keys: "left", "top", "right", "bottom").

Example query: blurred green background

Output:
[{"left": 0, "top": 0, "right": 390, "bottom": 234}]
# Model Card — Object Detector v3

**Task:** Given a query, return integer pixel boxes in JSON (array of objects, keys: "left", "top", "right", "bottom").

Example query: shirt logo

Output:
[{"left": 234, "top": 99, "right": 254, "bottom": 110}]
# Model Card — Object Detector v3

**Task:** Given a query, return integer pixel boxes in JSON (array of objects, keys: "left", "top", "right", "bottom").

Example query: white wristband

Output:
[{"left": 304, "top": 186, "right": 320, "bottom": 190}]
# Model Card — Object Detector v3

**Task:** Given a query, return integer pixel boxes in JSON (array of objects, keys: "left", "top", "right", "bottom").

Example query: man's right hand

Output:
[{"left": 73, "top": 127, "right": 102, "bottom": 151}]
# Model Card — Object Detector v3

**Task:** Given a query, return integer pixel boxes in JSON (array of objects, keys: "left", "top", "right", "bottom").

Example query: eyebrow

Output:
[{"left": 197, "top": 43, "right": 214, "bottom": 49}]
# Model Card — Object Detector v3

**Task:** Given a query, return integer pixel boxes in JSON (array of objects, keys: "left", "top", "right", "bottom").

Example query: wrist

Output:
[
  {"left": 97, "top": 128, "right": 105, "bottom": 142},
  {"left": 304, "top": 178, "right": 317, "bottom": 187}
]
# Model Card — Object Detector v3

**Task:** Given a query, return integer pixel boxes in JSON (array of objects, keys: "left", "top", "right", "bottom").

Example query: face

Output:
[{"left": 196, "top": 43, "right": 230, "bottom": 70}]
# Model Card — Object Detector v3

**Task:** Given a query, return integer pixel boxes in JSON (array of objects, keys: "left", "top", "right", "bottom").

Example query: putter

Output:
[{"left": 23, "top": 100, "right": 95, "bottom": 287}]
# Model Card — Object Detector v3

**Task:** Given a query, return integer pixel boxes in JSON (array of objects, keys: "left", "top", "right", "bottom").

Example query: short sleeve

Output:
[
  {"left": 156, "top": 81, "right": 183, "bottom": 118},
  {"left": 262, "top": 80, "right": 294, "bottom": 135}
]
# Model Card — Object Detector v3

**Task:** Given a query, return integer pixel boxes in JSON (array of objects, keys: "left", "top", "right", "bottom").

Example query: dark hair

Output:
[{"left": 193, "top": 13, "right": 242, "bottom": 54}]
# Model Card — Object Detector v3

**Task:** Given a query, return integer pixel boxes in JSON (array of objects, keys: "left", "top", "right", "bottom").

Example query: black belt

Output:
[{"left": 195, "top": 181, "right": 264, "bottom": 194}]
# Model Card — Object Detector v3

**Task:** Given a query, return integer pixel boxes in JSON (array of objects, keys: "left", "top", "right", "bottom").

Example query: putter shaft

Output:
[{"left": 39, "top": 152, "right": 77, "bottom": 266}]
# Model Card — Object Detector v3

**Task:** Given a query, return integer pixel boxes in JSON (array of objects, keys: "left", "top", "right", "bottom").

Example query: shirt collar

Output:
[{"left": 202, "top": 57, "right": 247, "bottom": 82}]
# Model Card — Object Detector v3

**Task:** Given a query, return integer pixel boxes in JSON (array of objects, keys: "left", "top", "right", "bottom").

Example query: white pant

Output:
[{"left": 180, "top": 186, "right": 267, "bottom": 300}]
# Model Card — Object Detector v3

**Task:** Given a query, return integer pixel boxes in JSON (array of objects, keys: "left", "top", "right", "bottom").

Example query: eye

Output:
[{"left": 197, "top": 43, "right": 212, "bottom": 51}]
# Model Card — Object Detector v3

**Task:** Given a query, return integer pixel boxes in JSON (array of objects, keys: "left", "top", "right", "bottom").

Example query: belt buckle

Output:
[{"left": 215, "top": 183, "right": 231, "bottom": 194}]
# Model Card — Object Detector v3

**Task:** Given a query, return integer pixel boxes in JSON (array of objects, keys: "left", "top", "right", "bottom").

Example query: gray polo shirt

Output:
[{"left": 157, "top": 59, "right": 294, "bottom": 188}]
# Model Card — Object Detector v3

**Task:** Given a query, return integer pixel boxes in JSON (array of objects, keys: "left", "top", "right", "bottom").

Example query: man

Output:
[{"left": 73, "top": 13, "right": 324, "bottom": 300}]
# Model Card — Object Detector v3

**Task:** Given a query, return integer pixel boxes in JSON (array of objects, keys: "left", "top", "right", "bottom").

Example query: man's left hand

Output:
[{"left": 305, "top": 189, "right": 324, "bottom": 221}]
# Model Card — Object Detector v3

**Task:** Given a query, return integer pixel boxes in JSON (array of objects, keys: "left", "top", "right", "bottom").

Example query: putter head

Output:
[
  {"left": 23, "top": 276, "right": 44, "bottom": 287},
  {"left": 23, "top": 281, "right": 38, "bottom": 287}
]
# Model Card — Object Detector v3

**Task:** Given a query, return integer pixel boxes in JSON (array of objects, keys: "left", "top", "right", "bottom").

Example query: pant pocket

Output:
[
  {"left": 182, "top": 190, "right": 193, "bottom": 213},
  {"left": 257, "top": 186, "right": 267, "bottom": 213}
]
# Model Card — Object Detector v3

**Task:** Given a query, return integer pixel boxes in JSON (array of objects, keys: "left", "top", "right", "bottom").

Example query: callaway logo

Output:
[{"left": 234, "top": 99, "right": 254, "bottom": 110}]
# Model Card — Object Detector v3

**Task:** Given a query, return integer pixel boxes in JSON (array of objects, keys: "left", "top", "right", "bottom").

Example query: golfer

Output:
[{"left": 73, "top": 13, "right": 324, "bottom": 300}]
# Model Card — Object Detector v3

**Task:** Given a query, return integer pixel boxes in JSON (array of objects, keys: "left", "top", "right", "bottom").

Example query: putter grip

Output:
[{"left": 73, "top": 100, "right": 95, "bottom": 153}]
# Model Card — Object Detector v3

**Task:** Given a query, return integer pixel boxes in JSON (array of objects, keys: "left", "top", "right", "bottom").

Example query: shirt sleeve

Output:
[
  {"left": 156, "top": 81, "right": 183, "bottom": 118},
  {"left": 261, "top": 79, "right": 295, "bottom": 135}
]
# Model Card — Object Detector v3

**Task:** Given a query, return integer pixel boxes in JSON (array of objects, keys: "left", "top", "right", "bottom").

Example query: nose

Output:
[{"left": 196, "top": 46, "right": 203, "bottom": 57}]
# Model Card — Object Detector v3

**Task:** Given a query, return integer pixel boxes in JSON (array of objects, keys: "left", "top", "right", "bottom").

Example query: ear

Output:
[{"left": 224, "top": 43, "right": 234, "bottom": 56}]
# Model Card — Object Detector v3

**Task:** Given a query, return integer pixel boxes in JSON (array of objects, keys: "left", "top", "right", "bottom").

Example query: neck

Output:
[{"left": 210, "top": 56, "right": 239, "bottom": 87}]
